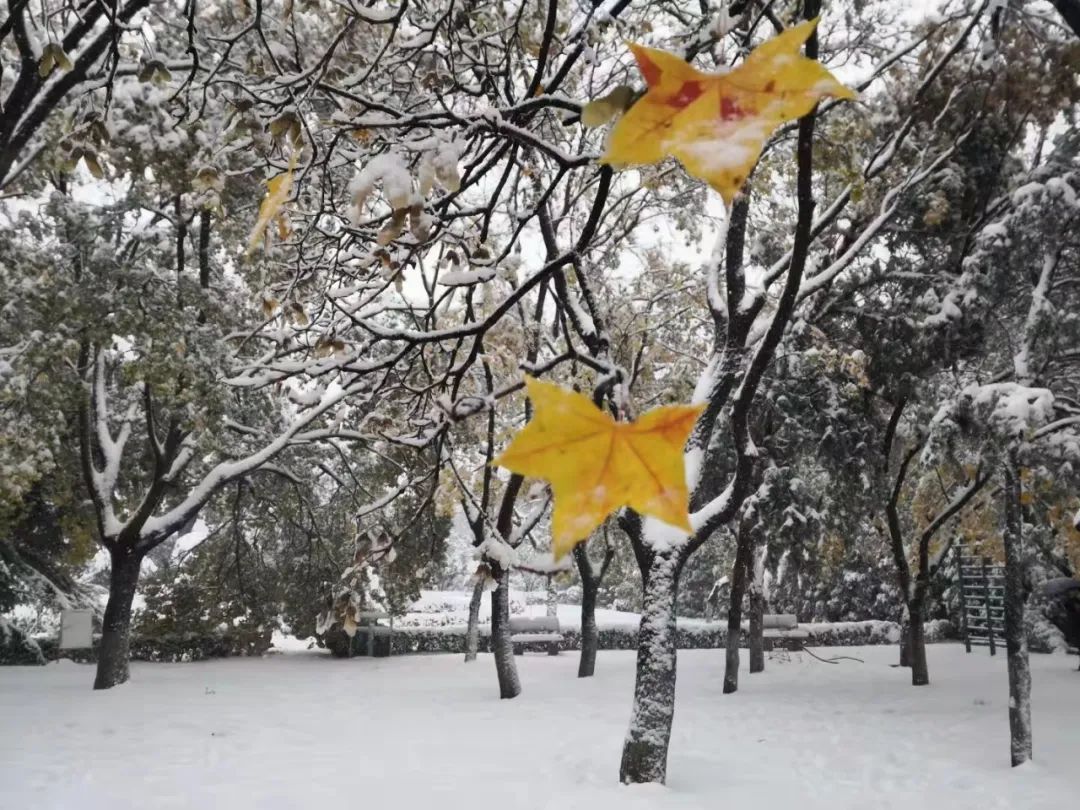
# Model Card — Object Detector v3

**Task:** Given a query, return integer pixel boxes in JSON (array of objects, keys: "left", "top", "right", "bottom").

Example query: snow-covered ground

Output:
[{"left": 2, "top": 646, "right": 1075, "bottom": 809}]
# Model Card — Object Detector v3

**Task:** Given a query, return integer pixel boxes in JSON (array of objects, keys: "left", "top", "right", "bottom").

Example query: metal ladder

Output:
[{"left": 955, "top": 544, "right": 1007, "bottom": 654}]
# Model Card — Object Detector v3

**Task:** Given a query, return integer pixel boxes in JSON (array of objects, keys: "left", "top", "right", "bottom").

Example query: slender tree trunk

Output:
[
  {"left": 579, "top": 572, "right": 599, "bottom": 678},
  {"left": 748, "top": 585, "right": 765, "bottom": 674},
  {"left": 724, "top": 524, "right": 753, "bottom": 693},
  {"left": 1002, "top": 455, "right": 1032, "bottom": 766},
  {"left": 489, "top": 563, "right": 521, "bottom": 699},
  {"left": 620, "top": 552, "right": 680, "bottom": 785},
  {"left": 464, "top": 579, "right": 484, "bottom": 662},
  {"left": 909, "top": 593, "right": 929, "bottom": 686},
  {"left": 93, "top": 547, "right": 143, "bottom": 690},
  {"left": 546, "top": 575, "right": 558, "bottom": 617},
  {"left": 899, "top": 603, "right": 912, "bottom": 667}
]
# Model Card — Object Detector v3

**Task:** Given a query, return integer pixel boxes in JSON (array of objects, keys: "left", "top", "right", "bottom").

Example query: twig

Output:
[{"left": 801, "top": 645, "right": 864, "bottom": 665}]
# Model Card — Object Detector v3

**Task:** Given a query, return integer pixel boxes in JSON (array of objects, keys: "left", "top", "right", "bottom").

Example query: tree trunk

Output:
[
  {"left": 748, "top": 585, "right": 765, "bottom": 674},
  {"left": 489, "top": 563, "right": 521, "bottom": 699},
  {"left": 620, "top": 552, "right": 679, "bottom": 785},
  {"left": 899, "top": 604, "right": 912, "bottom": 668},
  {"left": 908, "top": 594, "right": 929, "bottom": 686},
  {"left": 93, "top": 547, "right": 143, "bottom": 690},
  {"left": 464, "top": 579, "right": 484, "bottom": 663},
  {"left": 546, "top": 575, "right": 558, "bottom": 617},
  {"left": 748, "top": 543, "right": 766, "bottom": 674},
  {"left": 579, "top": 571, "right": 599, "bottom": 678},
  {"left": 723, "top": 524, "right": 753, "bottom": 693},
  {"left": 1002, "top": 456, "right": 1032, "bottom": 766}
]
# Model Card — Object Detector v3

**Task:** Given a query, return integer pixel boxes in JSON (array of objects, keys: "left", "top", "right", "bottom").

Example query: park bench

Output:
[
  {"left": 762, "top": 614, "right": 809, "bottom": 651},
  {"left": 509, "top": 616, "right": 563, "bottom": 655},
  {"left": 354, "top": 611, "right": 394, "bottom": 657}
]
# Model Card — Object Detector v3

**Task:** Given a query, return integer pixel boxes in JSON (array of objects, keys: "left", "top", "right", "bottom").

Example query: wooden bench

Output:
[
  {"left": 761, "top": 614, "right": 809, "bottom": 651},
  {"left": 509, "top": 616, "right": 563, "bottom": 656}
]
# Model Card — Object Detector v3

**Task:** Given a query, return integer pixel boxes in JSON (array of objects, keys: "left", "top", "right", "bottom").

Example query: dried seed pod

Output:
[
  {"left": 376, "top": 208, "right": 408, "bottom": 245},
  {"left": 408, "top": 203, "right": 431, "bottom": 241},
  {"left": 287, "top": 302, "right": 309, "bottom": 326}
]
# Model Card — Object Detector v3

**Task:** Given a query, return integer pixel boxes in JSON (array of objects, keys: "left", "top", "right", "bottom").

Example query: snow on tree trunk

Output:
[
  {"left": 489, "top": 563, "right": 520, "bottom": 699},
  {"left": 1002, "top": 456, "right": 1032, "bottom": 766},
  {"left": 579, "top": 571, "right": 599, "bottom": 678},
  {"left": 620, "top": 552, "right": 679, "bottom": 785},
  {"left": 93, "top": 547, "right": 143, "bottom": 690},
  {"left": 464, "top": 579, "right": 484, "bottom": 663},
  {"left": 749, "top": 545, "right": 766, "bottom": 674},
  {"left": 546, "top": 575, "right": 558, "bottom": 618}
]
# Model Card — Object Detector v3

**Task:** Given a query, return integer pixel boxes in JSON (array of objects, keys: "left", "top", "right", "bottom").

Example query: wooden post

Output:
[
  {"left": 982, "top": 556, "right": 996, "bottom": 657},
  {"left": 956, "top": 545, "right": 971, "bottom": 653}
]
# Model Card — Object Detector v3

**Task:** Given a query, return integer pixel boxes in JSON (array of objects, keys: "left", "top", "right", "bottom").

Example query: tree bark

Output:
[
  {"left": 899, "top": 604, "right": 912, "bottom": 668},
  {"left": 748, "top": 584, "right": 765, "bottom": 674},
  {"left": 1002, "top": 455, "right": 1032, "bottom": 766},
  {"left": 489, "top": 563, "right": 520, "bottom": 699},
  {"left": 723, "top": 522, "right": 753, "bottom": 693},
  {"left": 464, "top": 579, "right": 484, "bottom": 662},
  {"left": 93, "top": 547, "right": 143, "bottom": 690},
  {"left": 620, "top": 551, "right": 679, "bottom": 784},
  {"left": 578, "top": 569, "right": 599, "bottom": 678},
  {"left": 908, "top": 593, "right": 929, "bottom": 686},
  {"left": 574, "top": 540, "right": 611, "bottom": 678}
]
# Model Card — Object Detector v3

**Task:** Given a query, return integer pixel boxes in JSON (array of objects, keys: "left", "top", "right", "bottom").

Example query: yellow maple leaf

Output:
[
  {"left": 600, "top": 18, "right": 856, "bottom": 204},
  {"left": 492, "top": 377, "right": 704, "bottom": 559},
  {"left": 246, "top": 150, "right": 300, "bottom": 256}
]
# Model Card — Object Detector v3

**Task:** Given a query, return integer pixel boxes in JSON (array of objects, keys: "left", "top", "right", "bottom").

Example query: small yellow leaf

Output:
[
  {"left": 600, "top": 18, "right": 856, "bottom": 204},
  {"left": 82, "top": 153, "right": 105, "bottom": 179},
  {"left": 38, "top": 43, "right": 72, "bottom": 78},
  {"left": 38, "top": 51, "right": 55, "bottom": 79},
  {"left": 580, "top": 85, "right": 635, "bottom": 128},
  {"left": 493, "top": 378, "right": 703, "bottom": 559},
  {"left": 246, "top": 151, "right": 299, "bottom": 256},
  {"left": 275, "top": 213, "right": 291, "bottom": 241}
]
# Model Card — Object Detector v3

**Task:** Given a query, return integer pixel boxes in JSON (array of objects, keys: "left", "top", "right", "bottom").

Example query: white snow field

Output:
[{"left": 2, "top": 646, "right": 1075, "bottom": 810}]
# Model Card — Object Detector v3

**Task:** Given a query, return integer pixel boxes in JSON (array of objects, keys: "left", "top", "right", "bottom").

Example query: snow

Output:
[
  {"left": 964, "top": 383, "right": 1055, "bottom": 437},
  {"left": 350, "top": 153, "right": 414, "bottom": 210},
  {"left": 439, "top": 267, "right": 496, "bottom": 286},
  {"left": 2, "top": 646, "right": 1076, "bottom": 808}
]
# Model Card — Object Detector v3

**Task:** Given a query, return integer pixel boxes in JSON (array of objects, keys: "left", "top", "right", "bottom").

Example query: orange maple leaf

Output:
[
  {"left": 493, "top": 377, "right": 704, "bottom": 559},
  {"left": 599, "top": 18, "right": 856, "bottom": 204}
]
